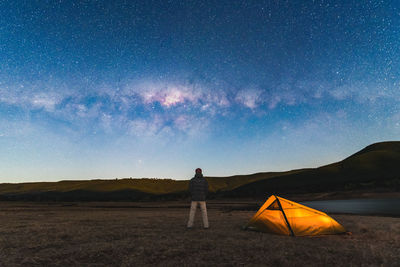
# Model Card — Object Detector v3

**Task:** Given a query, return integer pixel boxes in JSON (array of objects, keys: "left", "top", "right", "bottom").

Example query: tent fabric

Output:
[{"left": 246, "top": 195, "right": 346, "bottom": 236}]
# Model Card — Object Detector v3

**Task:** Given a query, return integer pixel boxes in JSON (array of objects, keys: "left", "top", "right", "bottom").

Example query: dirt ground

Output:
[{"left": 0, "top": 201, "right": 399, "bottom": 266}]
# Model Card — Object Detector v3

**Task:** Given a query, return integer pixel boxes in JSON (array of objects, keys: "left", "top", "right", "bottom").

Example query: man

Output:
[{"left": 187, "top": 168, "right": 209, "bottom": 229}]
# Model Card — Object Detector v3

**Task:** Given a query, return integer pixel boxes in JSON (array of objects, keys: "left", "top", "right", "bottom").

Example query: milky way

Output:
[{"left": 0, "top": 1, "right": 399, "bottom": 181}]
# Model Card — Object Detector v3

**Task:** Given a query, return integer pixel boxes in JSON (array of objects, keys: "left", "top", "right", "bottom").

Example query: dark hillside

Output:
[
  {"left": 344, "top": 141, "right": 400, "bottom": 160},
  {"left": 225, "top": 141, "right": 400, "bottom": 197},
  {"left": 1, "top": 141, "right": 399, "bottom": 201}
]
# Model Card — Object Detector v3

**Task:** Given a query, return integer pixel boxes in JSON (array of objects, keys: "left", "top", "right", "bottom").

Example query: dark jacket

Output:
[{"left": 189, "top": 174, "right": 209, "bottom": 201}]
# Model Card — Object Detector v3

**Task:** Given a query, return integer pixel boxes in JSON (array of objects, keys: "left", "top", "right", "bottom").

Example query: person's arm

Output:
[{"left": 204, "top": 179, "right": 209, "bottom": 195}]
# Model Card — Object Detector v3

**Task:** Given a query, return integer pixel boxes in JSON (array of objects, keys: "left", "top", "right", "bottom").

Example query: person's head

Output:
[{"left": 195, "top": 168, "right": 202, "bottom": 175}]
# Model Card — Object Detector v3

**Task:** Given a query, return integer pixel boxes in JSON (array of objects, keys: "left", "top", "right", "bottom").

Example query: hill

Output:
[
  {"left": 227, "top": 141, "right": 400, "bottom": 197},
  {"left": 0, "top": 141, "right": 399, "bottom": 201}
]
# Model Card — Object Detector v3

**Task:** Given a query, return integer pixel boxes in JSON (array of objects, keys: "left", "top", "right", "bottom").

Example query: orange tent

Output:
[{"left": 246, "top": 195, "right": 346, "bottom": 236}]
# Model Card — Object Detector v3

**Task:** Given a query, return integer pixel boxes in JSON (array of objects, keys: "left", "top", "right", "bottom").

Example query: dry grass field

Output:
[{"left": 0, "top": 201, "right": 399, "bottom": 266}]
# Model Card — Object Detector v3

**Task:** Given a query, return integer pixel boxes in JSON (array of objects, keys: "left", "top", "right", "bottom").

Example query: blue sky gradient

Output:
[{"left": 0, "top": 1, "right": 399, "bottom": 182}]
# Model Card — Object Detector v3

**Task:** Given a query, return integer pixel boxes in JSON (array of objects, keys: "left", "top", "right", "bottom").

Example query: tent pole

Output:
[{"left": 275, "top": 196, "right": 295, "bottom": 236}]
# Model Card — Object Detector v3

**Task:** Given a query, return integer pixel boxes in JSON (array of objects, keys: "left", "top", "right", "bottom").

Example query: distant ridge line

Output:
[{"left": 0, "top": 141, "right": 399, "bottom": 201}]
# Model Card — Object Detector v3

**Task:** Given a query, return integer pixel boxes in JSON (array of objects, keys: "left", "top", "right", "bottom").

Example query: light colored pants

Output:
[{"left": 187, "top": 201, "right": 209, "bottom": 228}]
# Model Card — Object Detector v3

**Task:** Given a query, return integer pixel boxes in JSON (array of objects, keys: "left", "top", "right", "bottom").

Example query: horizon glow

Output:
[{"left": 0, "top": 1, "right": 399, "bottom": 182}]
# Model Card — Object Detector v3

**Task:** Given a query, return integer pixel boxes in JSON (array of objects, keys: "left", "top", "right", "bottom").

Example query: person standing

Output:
[{"left": 187, "top": 168, "right": 209, "bottom": 229}]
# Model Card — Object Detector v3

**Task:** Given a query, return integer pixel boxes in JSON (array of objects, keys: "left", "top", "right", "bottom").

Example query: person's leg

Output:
[
  {"left": 187, "top": 201, "right": 198, "bottom": 228},
  {"left": 199, "top": 201, "right": 209, "bottom": 228}
]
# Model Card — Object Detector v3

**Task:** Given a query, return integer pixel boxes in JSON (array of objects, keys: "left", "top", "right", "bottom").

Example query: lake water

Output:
[{"left": 301, "top": 199, "right": 400, "bottom": 216}]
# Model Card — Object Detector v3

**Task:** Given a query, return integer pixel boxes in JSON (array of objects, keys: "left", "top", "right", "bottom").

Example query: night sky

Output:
[{"left": 1, "top": 1, "right": 399, "bottom": 182}]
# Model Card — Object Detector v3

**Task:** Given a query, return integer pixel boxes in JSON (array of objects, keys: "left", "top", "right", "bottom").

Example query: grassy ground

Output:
[{"left": 0, "top": 201, "right": 399, "bottom": 266}]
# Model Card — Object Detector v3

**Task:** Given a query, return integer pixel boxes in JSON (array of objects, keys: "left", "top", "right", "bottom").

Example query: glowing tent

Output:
[{"left": 245, "top": 195, "right": 346, "bottom": 236}]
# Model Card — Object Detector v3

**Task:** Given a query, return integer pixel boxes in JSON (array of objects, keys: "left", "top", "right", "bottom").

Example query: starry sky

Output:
[{"left": 1, "top": 0, "right": 399, "bottom": 182}]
